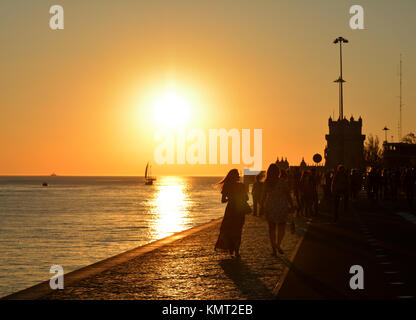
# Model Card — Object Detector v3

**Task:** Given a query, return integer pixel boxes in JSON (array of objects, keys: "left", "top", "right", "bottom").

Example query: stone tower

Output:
[
  {"left": 325, "top": 37, "right": 366, "bottom": 169},
  {"left": 325, "top": 116, "right": 365, "bottom": 169}
]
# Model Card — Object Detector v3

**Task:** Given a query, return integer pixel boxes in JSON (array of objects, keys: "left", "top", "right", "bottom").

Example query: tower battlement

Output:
[
  {"left": 325, "top": 116, "right": 365, "bottom": 169},
  {"left": 328, "top": 116, "right": 363, "bottom": 135}
]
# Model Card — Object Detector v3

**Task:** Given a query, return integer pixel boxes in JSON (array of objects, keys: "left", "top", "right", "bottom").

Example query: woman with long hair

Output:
[
  {"left": 214, "top": 169, "right": 250, "bottom": 258},
  {"left": 261, "top": 164, "right": 294, "bottom": 256}
]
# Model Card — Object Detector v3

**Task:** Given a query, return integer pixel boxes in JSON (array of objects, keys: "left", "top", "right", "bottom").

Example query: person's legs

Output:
[
  {"left": 268, "top": 222, "right": 277, "bottom": 255},
  {"left": 344, "top": 192, "right": 349, "bottom": 212},
  {"left": 253, "top": 198, "right": 258, "bottom": 216},
  {"left": 406, "top": 187, "right": 414, "bottom": 209},
  {"left": 334, "top": 194, "right": 340, "bottom": 222},
  {"left": 313, "top": 193, "right": 319, "bottom": 216},
  {"left": 299, "top": 195, "right": 305, "bottom": 217},
  {"left": 234, "top": 221, "right": 244, "bottom": 258},
  {"left": 258, "top": 204, "right": 263, "bottom": 216},
  {"left": 277, "top": 223, "right": 286, "bottom": 253},
  {"left": 234, "top": 246, "right": 240, "bottom": 257},
  {"left": 295, "top": 191, "right": 301, "bottom": 216},
  {"left": 305, "top": 204, "right": 310, "bottom": 218}
]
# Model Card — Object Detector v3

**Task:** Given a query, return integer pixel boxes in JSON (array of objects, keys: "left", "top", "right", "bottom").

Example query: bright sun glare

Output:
[{"left": 153, "top": 91, "right": 191, "bottom": 128}]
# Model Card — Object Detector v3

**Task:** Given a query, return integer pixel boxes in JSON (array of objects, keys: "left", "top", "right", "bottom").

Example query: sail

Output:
[{"left": 145, "top": 163, "right": 149, "bottom": 179}]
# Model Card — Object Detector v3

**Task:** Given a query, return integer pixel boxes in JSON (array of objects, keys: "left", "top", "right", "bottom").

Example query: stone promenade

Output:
[{"left": 40, "top": 214, "right": 307, "bottom": 300}]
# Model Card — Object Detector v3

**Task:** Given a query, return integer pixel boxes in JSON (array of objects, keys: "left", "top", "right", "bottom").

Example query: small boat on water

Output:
[
  {"left": 144, "top": 162, "right": 156, "bottom": 185},
  {"left": 51, "top": 173, "right": 57, "bottom": 176},
  {"left": 42, "top": 182, "right": 48, "bottom": 187}
]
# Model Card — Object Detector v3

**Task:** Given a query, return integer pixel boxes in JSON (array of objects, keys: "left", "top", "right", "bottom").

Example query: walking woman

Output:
[
  {"left": 299, "top": 170, "right": 314, "bottom": 218},
  {"left": 214, "top": 169, "right": 250, "bottom": 258},
  {"left": 261, "top": 164, "right": 294, "bottom": 256}
]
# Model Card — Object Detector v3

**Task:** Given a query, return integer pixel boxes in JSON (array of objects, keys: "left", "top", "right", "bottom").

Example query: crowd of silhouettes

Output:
[
  {"left": 365, "top": 166, "right": 416, "bottom": 208},
  {"left": 215, "top": 164, "right": 415, "bottom": 258},
  {"left": 323, "top": 165, "right": 416, "bottom": 219}
]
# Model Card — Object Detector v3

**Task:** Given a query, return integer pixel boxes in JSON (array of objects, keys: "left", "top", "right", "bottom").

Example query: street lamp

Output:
[
  {"left": 383, "top": 126, "right": 390, "bottom": 142},
  {"left": 333, "top": 37, "right": 348, "bottom": 120}
]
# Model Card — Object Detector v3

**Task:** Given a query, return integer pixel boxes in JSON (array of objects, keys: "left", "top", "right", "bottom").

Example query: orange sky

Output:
[{"left": 0, "top": 0, "right": 415, "bottom": 176}]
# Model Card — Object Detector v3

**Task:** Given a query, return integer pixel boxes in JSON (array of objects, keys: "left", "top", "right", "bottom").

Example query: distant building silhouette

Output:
[
  {"left": 325, "top": 116, "right": 365, "bottom": 169},
  {"left": 275, "top": 157, "right": 289, "bottom": 170},
  {"left": 383, "top": 142, "right": 416, "bottom": 168},
  {"left": 300, "top": 157, "right": 307, "bottom": 168}
]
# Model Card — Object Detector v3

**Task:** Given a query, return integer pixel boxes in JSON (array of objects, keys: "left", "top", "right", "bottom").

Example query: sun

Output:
[{"left": 153, "top": 91, "right": 191, "bottom": 128}]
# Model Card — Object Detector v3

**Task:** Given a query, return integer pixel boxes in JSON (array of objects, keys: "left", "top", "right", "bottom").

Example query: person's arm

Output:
[
  {"left": 260, "top": 184, "right": 267, "bottom": 206},
  {"left": 331, "top": 175, "right": 336, "bottom": 193},
  {"left": 285, "top": 183, "right": 294, "bottom": 209},
  {"left": 252, "top": 183, "right": 257, "bottom": 196}
]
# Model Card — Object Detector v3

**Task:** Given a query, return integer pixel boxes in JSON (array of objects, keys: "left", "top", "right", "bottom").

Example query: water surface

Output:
[{"left": 0, "top": 176, "right": 225, "bottom": 297}]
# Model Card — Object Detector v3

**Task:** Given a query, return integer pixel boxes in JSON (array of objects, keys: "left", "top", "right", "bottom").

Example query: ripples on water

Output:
[{"left": 0, "top": 176, "right": 225, "bottom": 297}]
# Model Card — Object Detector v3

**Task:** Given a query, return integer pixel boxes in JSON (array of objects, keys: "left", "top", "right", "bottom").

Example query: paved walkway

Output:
[
  {"left": 40, "top": 214, "right": 307, "bottom": 300},
  {"left": 276, "top": 198, "right": 416, "bottom": 300}
]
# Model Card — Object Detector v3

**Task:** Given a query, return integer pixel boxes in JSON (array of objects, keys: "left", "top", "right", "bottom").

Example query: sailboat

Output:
[{"left": 144, "top": 162, "right": 156, "bottom": 185}]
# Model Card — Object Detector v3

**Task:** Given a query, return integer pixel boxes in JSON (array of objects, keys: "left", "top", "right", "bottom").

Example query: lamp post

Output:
[
  {"left": 383, "top": 126, "right": 390, "bottom": 143},
  {"left": 333, "top": 37, "right": 348, "bottom": 120}
]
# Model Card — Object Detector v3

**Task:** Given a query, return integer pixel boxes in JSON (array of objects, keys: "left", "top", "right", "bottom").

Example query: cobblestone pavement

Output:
[{"left": 44, "top": 215, "right": 307, "bottom": 300}]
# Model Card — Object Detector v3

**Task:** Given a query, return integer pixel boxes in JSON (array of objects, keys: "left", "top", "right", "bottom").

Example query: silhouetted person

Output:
[
  {"left": 375, "top": 169, "right": 382, "bottom": 201},
  {"left": 261, "top": 164, "right": 294, "bottom": 256},
  {"left": 324, "top": 169, "right": 334, "bottom": 204},
  {"left": 403, "top": 168, "right": 416, "bottom": 209},
  {"left": 300, "top": 170, "right": 314, "bottom": 218},
  {"left": 252, "top": 173, "right": 264, "bottom": 216},
  {"left": 367, "top": 167, "right": 381, "bottom": 202},
  {"left": 391, "top": 169, "right": 401, "bottom": 202},
  {"left": 293, "top": 168, "right": 302, "bottom": 216},
  {"left": 310, "top": 168, "right": 320, "bottom": 216},
  {"left": 331, "top": 164, "right": 349, "bottom": 222},
  {"left": 350, "top": 169, "right": 362, "bottom": 200},
  {"left": 381, "top": 169, "right": 390, "bottom": 200},
  {"left": 214, "top": 169, "right": 250, "bottom": 258}
]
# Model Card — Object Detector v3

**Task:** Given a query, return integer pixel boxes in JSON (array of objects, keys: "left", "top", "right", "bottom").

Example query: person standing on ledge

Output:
[
  {"left": 261, "top": 164, "right": 294, "bottom": 256},
  {"left": 214, "top": 169, "right": 251, "bottom": 258},
  {"left": 331, "top": 164, "right": 350, "bottom": 222}
]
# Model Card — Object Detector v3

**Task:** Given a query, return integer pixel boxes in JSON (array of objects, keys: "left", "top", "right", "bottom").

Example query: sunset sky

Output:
[{"left": 1, "top": 0, "right": 415, "bottom": 176}]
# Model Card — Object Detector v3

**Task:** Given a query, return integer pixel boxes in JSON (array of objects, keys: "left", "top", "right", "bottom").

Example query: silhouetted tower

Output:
[
  {"left": 333, "top": 37, "right": 348, "bottom": 120},
  {"left": 325, "top": 37, "right": 365, "bottom": 169}
]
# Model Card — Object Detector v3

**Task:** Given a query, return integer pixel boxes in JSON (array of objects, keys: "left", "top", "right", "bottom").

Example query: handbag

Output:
[{"left": 241, "top": 201, "right": 252, "bottom": 214}]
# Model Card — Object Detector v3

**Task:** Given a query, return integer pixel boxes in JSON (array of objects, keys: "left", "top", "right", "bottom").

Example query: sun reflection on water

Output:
[{"left": 149, "top": 176, "right": 192, "bottom": 240}]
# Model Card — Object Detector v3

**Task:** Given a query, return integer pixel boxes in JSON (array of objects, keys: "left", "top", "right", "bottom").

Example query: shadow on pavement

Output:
[
  {"left": 219, "top": 258, "right": 275, "bottom": 299},
  {"left": 276, "top": 255, "right": 348, "bottom": 299}
]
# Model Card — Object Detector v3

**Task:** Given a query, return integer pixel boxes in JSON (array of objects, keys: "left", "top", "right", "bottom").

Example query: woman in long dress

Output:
[
  {"left": 214, "top": 169, "right": 249, "bottom": 258},
  {"left": 261, "top": 164, "right": 294, "bottom": 256}
]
